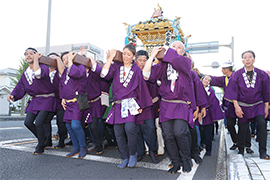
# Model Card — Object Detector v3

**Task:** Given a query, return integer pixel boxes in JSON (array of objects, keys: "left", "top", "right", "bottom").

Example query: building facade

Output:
[
  {"left": 0, "top": 68, "right": 18, "bottom": 115},
  {"left": 36, "top": 43, "right": 104, "bottom": 61}
]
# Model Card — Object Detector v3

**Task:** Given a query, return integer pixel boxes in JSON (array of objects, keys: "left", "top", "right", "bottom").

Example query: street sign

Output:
[
  {"left": 187, "top": 41, "right": 219, "bottom": 54},
  {"left": 203, "top": 61, "right": 220, "bottom": 69},
  {"left": 211, "top": 61, "right": 220, "bottom": 69}
]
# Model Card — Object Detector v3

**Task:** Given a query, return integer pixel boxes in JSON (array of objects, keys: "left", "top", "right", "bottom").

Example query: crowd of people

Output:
[{"left": 7, "top": 41, "right": 270, "bottom": 174}]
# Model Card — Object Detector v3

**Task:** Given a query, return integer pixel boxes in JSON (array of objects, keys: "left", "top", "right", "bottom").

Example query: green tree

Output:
[{"left": 10, "top": 58, "right": 29, "bottom": 116}]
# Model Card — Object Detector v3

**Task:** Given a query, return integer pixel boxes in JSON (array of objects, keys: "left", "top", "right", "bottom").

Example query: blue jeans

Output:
[
  {"left": 66, "top": 120, "right": 86, "bottom": 149},
  {"left": 195, "top": 125, "right": 201, "bottom": 149}
]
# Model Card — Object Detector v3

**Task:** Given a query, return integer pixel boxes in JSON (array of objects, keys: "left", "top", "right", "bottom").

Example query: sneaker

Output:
[
  {"left": 54, "top": 143, "right": 65, "bottom": 149},
  {"left": 167, "top": 164, "right": 180, "bottom": 174},
  {"left": 205, "top": 151, "right": 211, "bottom": 156},
  {"left": 191, "top": 153, "right": 203, "bottom": 164},
  {"left": 168, "top": 162, "right": 174, "bottom": 169},
  {"left": 182, "top": 159, "right": 192, "bottom": 173},
  {"left": 78, "top": 146, "right": 87, "bottom": 159},
  {"left": 33, "top": 147, "right": 44, "bottom": 155},
  {"left": 127, "top": 154, "right": 137, "bottom": 168},
  {"left": 260, "top": 153, "right": 270, "bottom": 160},
  {"left": 238, "top": 148, "right": 244, "bottom": 155},
  {"left": 66, "top": 149, "right": 80, "bottom": 157},
  {"left": 137, "top": 154, "right": 145, "bottom": 162},
  {"left": 149, "top": 151, "right": 160, "bottom": 164},
  {"left": 230, "top": 144, "right": 238, "bottom": 150},
  {"left": 246, "top": 147, "right": 254, "bottom": 154},
  {"left": 117, "top": 158, "right": 129, "bottom": 169},
  {"left": 96, "top": 145, "right": 104, "bottom": 155},
  {"left": 87, "top": 144, "right": 96, "bottom": 152},
  {"left": 44, "top": 138, "right": 52, "bottom": 148},
  {"left": 201, "top": 143, "right": 206, "bottom": 149}
]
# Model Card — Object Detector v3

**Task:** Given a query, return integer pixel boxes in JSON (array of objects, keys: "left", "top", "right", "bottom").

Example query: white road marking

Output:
[
  {"left": 177, "top": 151, "right": 206, "bottom": 180},
  {"left": 0, "top": 138, "right": 205, "bottom": 178},
  {"left": 0, "top": 127, "right": 24, "bottom": 130},
  {"left": 0, "top": 138, "right": 37, "bottom": 145},
  {"left": 0, "top": 125, "right": 57, "bottom": 130}
]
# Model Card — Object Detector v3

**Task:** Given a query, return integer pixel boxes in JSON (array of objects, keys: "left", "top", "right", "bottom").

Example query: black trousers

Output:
[
  {"left": 114, "top": 122, "right": 137, "bottom": 159},
  {"left": 189, "top": 126, "right": 199, "bottom": 156},
  {"left": 238, "top": 115, "right": 267, "bottom": 155},
  {"left": 161, "top": 119, "right": 190, "bottom": 166},
  {"left": 89, "top": 117, "right": 103, "bottom": 149},
  {"left": 43, "top": 112, "right": 55, "bottom": 139},
  {"left": 55, "top": 109, "right": 67, "bottom": 140},
  {"left": 227, "top": 117, "right": 238, "bottom": 144},
  {"left": 24, "top": 111, "right": 51, "bottom": 147},
  {"left": 202, "top": 123, "right": 214, "bottom": 153},
  {"left": 137, "top": 119, "right": 158, "bottom": 156},
  {"left": 227, "top": 117, "right": 251, "bottom": 147},
  {"left": 43, "top": 109, "right": 67, "bottom": 141}
]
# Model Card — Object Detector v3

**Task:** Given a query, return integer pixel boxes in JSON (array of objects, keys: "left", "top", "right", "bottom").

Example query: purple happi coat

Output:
[
  {"left": 136, "top": 74, "right": 160, "bottom": 124},
  {"left": 59, "top": 64, "right": 88, "bottom": 123},
  {"left": 202, "top": 86, "right": 224, "bottom": 125},
  {"left": 102, "top": 61, "right": 152, "bottom": 124},
  {"left": 224, "top": 67, "right": 269, "bottom": 123},
  {"left": 147, "top": 81, "right": 160, "bottom": 119},
  {"left": 51, "top": 70, "right": 63, "bottom": 110},
  {"left": 191, "top": 70, "right": 209, "bottom": 128},
  {"left": 191, "top": 71, "right": 209, "bottom": 109},
  {"left": 148, "top": 48, "right": 196, "bottom": 123},
  {"left": 267, "top": 81, "right": 270, "bottom": 120},
  {"left": 83, "top": 64, "right": 103, "bottom": 123},
  {"left": 210, "top": 74, "right": 237, "bottom": 118},
  {"left": 11, "top": 64, "right": 56, "bottom": 114}
]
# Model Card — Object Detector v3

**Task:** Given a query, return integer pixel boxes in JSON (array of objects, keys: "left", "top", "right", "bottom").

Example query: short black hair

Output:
[
  {"left": 123, "top": 43, "right": 136, "bottom": 55},
  {"left": 136, "top": 50, "right": 149, "bottom": 59},
  {"left": 228, "top": 66, "right": 233, "bottom": 72},
  {"left": 242, "top": 50, "right": 255, "bottom": 59},
  {"left": 61, "top": 51, "right": 69, "bottom": 61},
  {"left": 24, "top": 47, "right": 38, "bottom": 55},
  {"left": 47, "top": 52, "right": 60, "bottom": 57}
]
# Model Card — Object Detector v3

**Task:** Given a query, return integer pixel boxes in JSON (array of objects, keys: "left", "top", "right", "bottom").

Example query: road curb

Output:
[
  {"left": 0, "top": 116, "right": 57, "bottom": 121},
  {"left": 0, "top": 116, "right": 26, "bottom": 121},
  {"left": 216, "top": 122, "right": 227, "bottom": 180},
  {"left": 224, "top": 125, "right": 252, "bottom": 180}
]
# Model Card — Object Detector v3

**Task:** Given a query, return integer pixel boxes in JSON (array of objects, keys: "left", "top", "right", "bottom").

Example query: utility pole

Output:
[
  {"left": 45, "top": 0, "right": 52, "bottom": 55},
  {"left": 231, "top": 36, "right": 234, "bottom": 63},
  {"left": 218, "top": 36, "right": 234, "bottom": 62}
]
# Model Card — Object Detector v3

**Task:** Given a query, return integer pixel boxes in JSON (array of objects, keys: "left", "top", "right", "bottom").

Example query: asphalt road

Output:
[{"left": 0, "top": 120, "right": 221, "bottom": 180}]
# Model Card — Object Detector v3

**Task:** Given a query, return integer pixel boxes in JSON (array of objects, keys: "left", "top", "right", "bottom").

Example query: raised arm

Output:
[
  {"left": 142, "top": 47, "right": 162, "bottom": 80},
  {"left": 163, "top": 48, "right": 191, "bottom": 75},
  {"left": 103, "top": 49, "right": 116, "bottom": 70},
  {"left": 100, "top": 49, "right": 116, "bottom": 79},
  {"left": 55, "top": 56, "right": 65, "bottom": 76},
  {"left": 33, "top": 53, "right": 41, "bottom": 72}
]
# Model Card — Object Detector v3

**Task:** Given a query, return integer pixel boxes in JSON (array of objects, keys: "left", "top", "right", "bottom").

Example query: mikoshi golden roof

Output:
[{"left": 124, "top": 4, "right": 190, "bottom": 47}]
